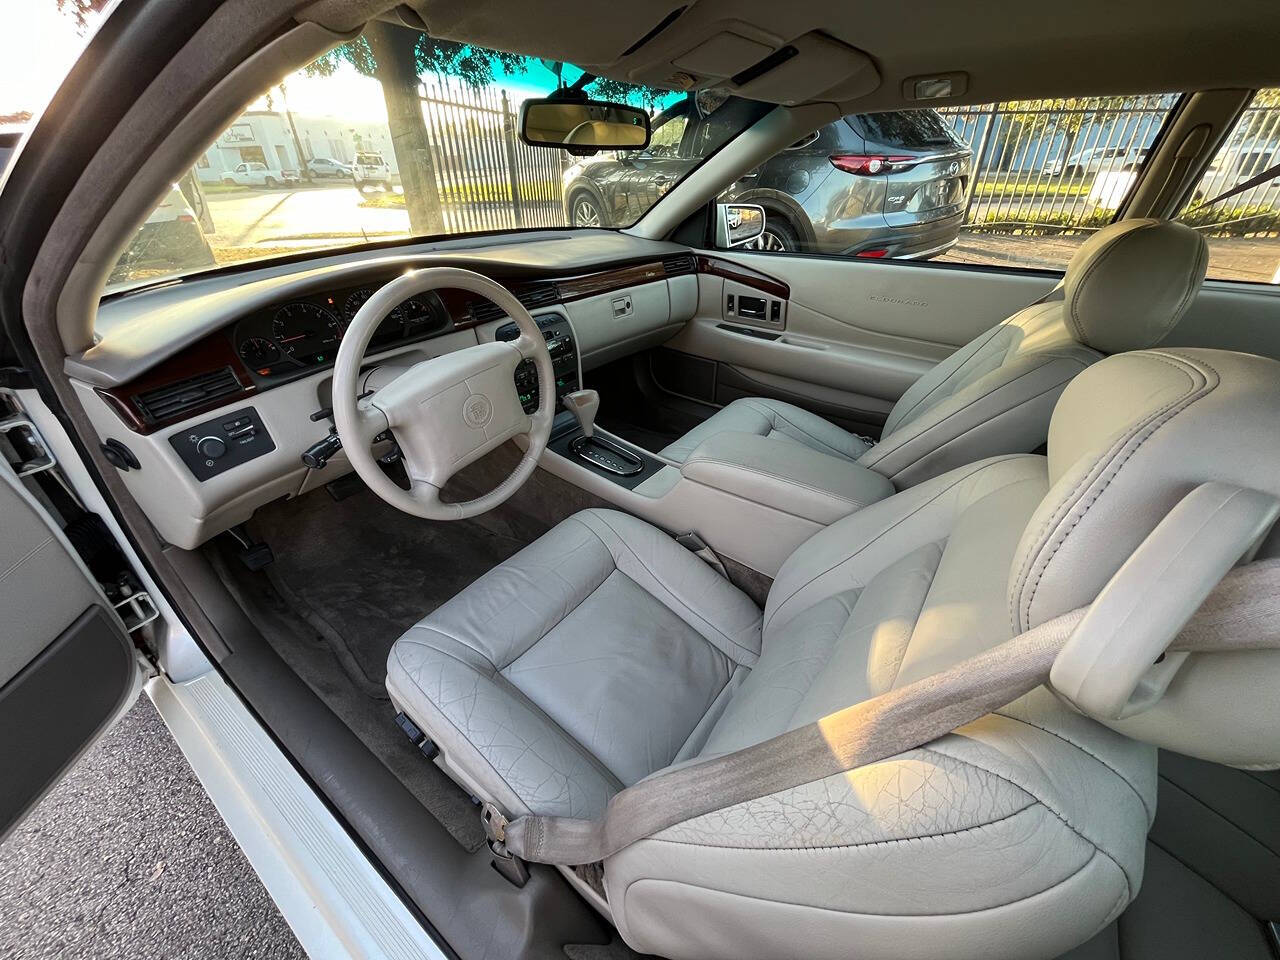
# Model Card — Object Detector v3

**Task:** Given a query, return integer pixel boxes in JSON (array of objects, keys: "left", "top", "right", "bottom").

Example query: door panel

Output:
[
  {"left": 661, "top": 251, "right": 1058, "bottom": 430},
  {"left": 0, "top": 461, "right": 139, "bottom": 837},
  {"left": 1166, "top": 281, "right": 1280, "bottom": 360}
]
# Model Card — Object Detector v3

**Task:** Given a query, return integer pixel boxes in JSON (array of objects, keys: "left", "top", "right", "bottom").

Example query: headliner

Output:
[{"left": 402, "top": 0, "right": 1280, "bottom": 111}]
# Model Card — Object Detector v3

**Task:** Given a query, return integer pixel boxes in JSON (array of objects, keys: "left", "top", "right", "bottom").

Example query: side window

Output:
[
  {"left": 647, "top": 108, "right": 689, "bottom": 158},
  {"left": 1175, "top": 88, "right": 1280, "bottom": 284},
  {"left": 713, "top": 96, "right": 1178, "bottom": 271}
]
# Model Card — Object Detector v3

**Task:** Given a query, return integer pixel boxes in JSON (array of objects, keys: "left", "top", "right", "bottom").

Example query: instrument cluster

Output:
[{"left": 233, "top": 282, "right": 450, "bottom": 377}]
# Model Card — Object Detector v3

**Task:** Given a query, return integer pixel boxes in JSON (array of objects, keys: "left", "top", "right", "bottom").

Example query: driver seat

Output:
[{"left": 387, "top": 347, "right": 1280, "bottom": 960}]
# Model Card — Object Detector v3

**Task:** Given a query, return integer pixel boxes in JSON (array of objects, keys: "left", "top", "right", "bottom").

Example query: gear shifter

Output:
[
  {"left": 562, "top": 390, "right": 600, "bottom": 438},
  {"left": 561, "top": 389, "right": 644, "bottom": 477}
]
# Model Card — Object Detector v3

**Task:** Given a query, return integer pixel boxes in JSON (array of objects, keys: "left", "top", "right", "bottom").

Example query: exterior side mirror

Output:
[{"left": 715, "top": 203, "right": 766, "bottom": 247}]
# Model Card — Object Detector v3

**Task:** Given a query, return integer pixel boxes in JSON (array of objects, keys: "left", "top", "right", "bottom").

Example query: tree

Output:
[
  {"left": 308, "top": 26, "right": 668, "bottom": 235},
  {"left": 54, "top": 0, "right": 110, "bottom": 31},
  {"left": 1001, "top": 96, "right": 1160, "bottom": 175}
]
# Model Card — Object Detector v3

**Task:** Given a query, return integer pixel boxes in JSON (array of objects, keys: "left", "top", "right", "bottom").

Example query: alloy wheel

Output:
[
  {"left": 745, "top": 229, "right": 790, "bottom": 252},
  {"left": 572, "top": 197, "right": 601, "bottom": 227}
]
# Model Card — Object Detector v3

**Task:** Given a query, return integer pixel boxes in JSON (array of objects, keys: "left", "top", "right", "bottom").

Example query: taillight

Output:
[
  {"left": 829, "top": 155, "right": 915, "bottom": 176},
  {"left": 856, "top": 248, "right": 889, "bottom": 258}
]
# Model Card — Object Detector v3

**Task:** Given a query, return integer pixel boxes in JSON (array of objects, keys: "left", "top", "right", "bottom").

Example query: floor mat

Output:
[{"left": 252, "top": 486, "right": 533, "bottom": 699}]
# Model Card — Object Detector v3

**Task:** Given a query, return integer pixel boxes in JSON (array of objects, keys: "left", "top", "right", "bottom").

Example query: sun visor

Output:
[
  {"left": 730, "top": 32, "right": 879, "bottom": 104},
  {"left": 629, "top": 28, "right": 878, "bottom": 105}
]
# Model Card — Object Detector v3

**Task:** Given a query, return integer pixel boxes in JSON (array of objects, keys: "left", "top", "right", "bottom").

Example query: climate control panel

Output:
[
  {"left": 495, "top": 313, "right": 579, "bottom": 414},
  {"left": 169, "top": 406, "right": 275, "bottom": 481}
]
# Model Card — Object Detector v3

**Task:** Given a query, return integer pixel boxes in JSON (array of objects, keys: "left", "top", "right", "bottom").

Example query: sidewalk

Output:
[{"left": 0, "top": 698, "right": 306, "bottom": 960}]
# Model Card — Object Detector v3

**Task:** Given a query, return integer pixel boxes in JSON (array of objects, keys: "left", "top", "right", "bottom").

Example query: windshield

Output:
[{"left": 105, "top": 32, "right": 766, "bottom": 293}]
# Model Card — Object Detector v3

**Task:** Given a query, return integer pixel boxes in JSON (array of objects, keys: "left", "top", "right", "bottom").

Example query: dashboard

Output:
[{"left": 72, "top": 233, "right": 791, "bottom": 549}]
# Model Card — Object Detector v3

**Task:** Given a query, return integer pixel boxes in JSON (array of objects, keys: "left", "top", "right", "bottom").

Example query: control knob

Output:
[{"left": 196, "top": 436, "right": 227, "bottom": 459}]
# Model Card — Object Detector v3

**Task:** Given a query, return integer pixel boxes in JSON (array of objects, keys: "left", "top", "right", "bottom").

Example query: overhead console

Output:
[{"left": 417, "top": 1, "right": 883, "bottom": 106}]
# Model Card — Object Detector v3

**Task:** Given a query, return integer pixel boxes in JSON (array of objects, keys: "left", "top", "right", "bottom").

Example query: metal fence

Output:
[
  {"left": 938, "top": 95, "right": 1176, "bottom": 234},
  {"left": 418, "top": 78, "right": 569, "bottom": 232},
  {"left": 1181, "top": 95, "right": 1280, "bottom": 239},
  {"left": 938, "top": 95, "right": 1280, "bottom": 240}
]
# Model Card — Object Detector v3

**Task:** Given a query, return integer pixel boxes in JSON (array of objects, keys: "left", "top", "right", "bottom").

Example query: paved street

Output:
[
  {"left": 0, "top": 698, "right": 306, "bottom": 960},
  {"left": 206, "top": 181, "right": 410, "bottom": 251}
]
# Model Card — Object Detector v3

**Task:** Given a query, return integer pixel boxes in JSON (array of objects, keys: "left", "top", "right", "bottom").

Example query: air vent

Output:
[
  {"left": 468, "top": 284, "right": 560, "bottom": 325},
  {"left": 134, "top": 366, "right": 242, "bottom": 423},
  {"left": 661, "top": 254, "right": 697, "bottom": 276}
]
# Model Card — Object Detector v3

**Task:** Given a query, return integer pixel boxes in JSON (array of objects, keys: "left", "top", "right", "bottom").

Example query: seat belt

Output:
[
  {"left": 1184, "top": 159, "right": 1280, "bottom": 214},
  {"left": 494, "top": 511, "right": 1280, "bottom": 866}
]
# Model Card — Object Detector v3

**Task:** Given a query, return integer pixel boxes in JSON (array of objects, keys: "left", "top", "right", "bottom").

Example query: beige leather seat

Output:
[
  {"left": 662, "top": 218, "right": 1208, "bottom": 488},
  {"left": 387, "top": 347, "right": 1280, "bottom": 959}
]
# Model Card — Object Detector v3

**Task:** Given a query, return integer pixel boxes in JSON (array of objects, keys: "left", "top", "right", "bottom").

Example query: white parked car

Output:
[
  {"left": 219, "top": 160, "right": 300, "bottom": 188},
  {"left": 306, "top": 156, "right": 351, "bottom": 178},
  {"left": 351, "top": 151, "right": 393, "bottom": 191},
  {"left": 1046, "top": 144, "right": 1149, "bottom": 177}
]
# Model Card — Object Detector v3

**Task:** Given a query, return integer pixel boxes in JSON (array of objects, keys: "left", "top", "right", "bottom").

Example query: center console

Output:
[{"left": 495, "top": 313, "right": 580, "bottom": 414}]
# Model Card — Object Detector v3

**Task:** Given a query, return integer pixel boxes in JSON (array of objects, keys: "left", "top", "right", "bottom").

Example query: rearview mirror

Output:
[
  {"left": 519, "top": 99, "right": 650, "bottom": 155},
  {"left": 715, "top": 203, "right": 766, "bottom": 248}
]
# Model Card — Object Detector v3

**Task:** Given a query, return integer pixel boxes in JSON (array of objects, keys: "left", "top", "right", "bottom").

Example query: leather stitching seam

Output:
[
  {"left": 683, "top": 455, "right": 876, "bottom": 510},
  {"left": 876, "top": 361, "right": 1082, "bottom": 478},
  {"left": 1010, "top": 351, "right": 1214, "bottom": 631},
  {"left": 651, "top": 798, "right": 1039, "bottom": 853},
  {"left": 992, "top": 709, "right": 1154, "bottom": 824},
  {"left": 765, "top": 456, "right": 1034, "bottom": 634},
  {"left": 886, "top": 323, "right": 1011, "bottom": 432},
  {"left": 577, "top": 511, "right": 762, "bottom": 665},
  {"left": 742, "top": 398, "right": 865, "bottom": 461}
]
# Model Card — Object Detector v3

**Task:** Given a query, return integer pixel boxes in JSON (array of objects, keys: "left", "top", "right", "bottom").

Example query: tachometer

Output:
[{"left": 271, "top": 302, "right": 345, "bottom": 365}]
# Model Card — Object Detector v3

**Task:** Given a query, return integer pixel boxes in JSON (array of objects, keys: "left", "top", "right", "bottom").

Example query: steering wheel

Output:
[{"left": 332, "top": 267, "right": 556, "bottom": 520}]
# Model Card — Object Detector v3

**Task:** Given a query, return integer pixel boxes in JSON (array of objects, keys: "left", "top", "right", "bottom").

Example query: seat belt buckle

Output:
[
  {"left": 676, "top": 531, "right": 729, "bottom": 578},
  {"left": 481, "top": 801, "right": 529, "bottom": 887},
  {"left": 481, "top": 800, "right": 508, "bottom": 846}
]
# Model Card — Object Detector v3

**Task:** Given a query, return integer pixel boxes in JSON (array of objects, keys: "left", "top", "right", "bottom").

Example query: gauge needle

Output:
[{"left": 279, "top": 333, "right": 307, "bottom": 342}]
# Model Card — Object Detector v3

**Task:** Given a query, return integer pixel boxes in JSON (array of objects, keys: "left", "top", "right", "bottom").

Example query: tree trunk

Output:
[
  {"left": 365, "top": 21, "right": 445, "bottom": 236},
  {"left": 1058, "top": 128, "right": 1080, "bottom": 174}
]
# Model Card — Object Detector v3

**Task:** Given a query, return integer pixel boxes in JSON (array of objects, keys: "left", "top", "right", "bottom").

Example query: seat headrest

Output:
[{"left": 1061, "top": 218, "right": 1207, "bottom": 354}]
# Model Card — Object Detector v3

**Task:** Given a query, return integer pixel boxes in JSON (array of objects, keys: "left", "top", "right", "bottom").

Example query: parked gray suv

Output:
[{"left": 563, "top": 98, "right": 972, "bottom": 259}]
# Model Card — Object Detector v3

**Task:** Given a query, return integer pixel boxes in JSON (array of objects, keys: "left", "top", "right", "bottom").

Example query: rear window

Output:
[
  {"left": 355, "top": 153, "right": 383, "bottom": 164},
  {"left": 850, "top": 111, "right": 957, "bottom": 150}
]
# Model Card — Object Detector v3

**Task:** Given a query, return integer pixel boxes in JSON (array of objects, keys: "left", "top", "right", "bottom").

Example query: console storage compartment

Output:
[{"left": 680, "top": 431, "right": 894, "bottom": 526}]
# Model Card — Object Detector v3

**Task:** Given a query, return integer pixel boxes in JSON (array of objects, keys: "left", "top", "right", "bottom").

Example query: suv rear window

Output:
[{"left": 849, "top": 111, "right": 957, "bottom": 150}]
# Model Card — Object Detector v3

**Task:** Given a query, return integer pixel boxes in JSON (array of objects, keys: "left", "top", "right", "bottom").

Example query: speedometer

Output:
[
  {"left": 271, "top": 302, "right": 345, "bottom": 365},
  {"left": 344, "top": 287, "right": 407, "bottom": 324}
]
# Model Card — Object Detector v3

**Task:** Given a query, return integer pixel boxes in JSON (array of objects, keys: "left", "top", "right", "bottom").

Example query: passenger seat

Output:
[{"left": 662, "top": 218, "right": 1208, "bottom": 487}]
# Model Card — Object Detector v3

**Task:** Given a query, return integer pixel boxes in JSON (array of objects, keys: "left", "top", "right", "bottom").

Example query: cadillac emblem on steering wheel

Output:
[{"left": 463, "top": 393, "right": 494, "bottom": 429}]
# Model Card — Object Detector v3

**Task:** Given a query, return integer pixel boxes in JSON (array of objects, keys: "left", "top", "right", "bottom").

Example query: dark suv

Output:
[{"left": 563, "top": 99, "right": 972, "bottom": 259}]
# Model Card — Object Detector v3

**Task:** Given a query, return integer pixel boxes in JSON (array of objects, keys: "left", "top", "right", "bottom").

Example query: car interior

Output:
[{"left": 4, "top": 0, "right": 1280, "bottom": 958}]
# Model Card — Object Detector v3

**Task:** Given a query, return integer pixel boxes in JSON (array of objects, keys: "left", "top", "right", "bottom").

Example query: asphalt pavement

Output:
[{"left": 0, "top": 697, "right": 307, "bottom": 960}]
